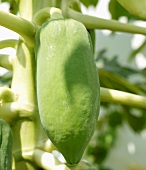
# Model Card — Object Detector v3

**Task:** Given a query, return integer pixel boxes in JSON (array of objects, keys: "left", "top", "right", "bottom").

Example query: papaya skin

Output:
[
  {"left": 117, "top": 0, "right": 146, "bottom": 19},
  {"left": 0, "top": 119, "right": 13, "bottom": 170},
  {"left": 35, "top": 18, "right": 100, "bottom": 165}
]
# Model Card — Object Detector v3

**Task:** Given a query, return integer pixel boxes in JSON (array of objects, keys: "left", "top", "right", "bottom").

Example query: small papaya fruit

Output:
[
  {"left": 35, "top": 8, "right": 100, "bottom": 165},
  {"left": 0, "top": 119, "right": 13, "bottom": 170},
  {"left": 116, "top": 0, "right": 146, "bottom": 19}
]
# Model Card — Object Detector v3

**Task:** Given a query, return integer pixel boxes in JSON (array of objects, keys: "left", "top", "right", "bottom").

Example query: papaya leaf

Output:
[
  {"left": 142, "top": 68, "right": 146, "bottom": 77},
  {"left": 123, "top": 106, "right": 146, "bottom": 132},
  {"left": 108, "top": 111, "right": 123, "bottom": 128},
  {"left": 96, "top": 49, "right": 144, "bottom": 94},
  {"left": 0, "top": 119, "right": 13, "bottom": 170},
  {"left": 96, "top": 50, "right": 138, "bottom": 78},
  {"left": 129, "top": 40, "right": 146, "bottom": 61}
]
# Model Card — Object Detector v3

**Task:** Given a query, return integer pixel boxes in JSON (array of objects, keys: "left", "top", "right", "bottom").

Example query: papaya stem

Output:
[
  {"left": 100, "top": 87, "right": 146, "bottom": 108},
  {"left": 0, "top": 102, "right": 35, "bottom": 124},
  {"left": 33, "top": 7, "right": 64, "bottom": 26},
  {"left": 36, "top": 139, "right": 57, "bottom": 152},
  {"left": 0, "top": 10, "right": 36, "bottom": 47},
  {"left": 0, "top": 54, "right": 13, "bottom": 70},
  {"left": 50, "top": 7, "right": 64, "bottom": 19},
  {"left": 33, "top": 6, "right": 146, "bottom": 35},
  {"left": 0, "top": 39, "right": 18, "bottom": 49},
  {"left": 67, "top": 8, "right": 146, "bottom": 35},
  {"left": 33, "top": 7, "right": 52, "bottom": 25},
  {"left": 32, "top": 149, "right": 70, "bottom": 170},
  {"left": 18, "top": 0, "right": 33, "bottom": 21}
]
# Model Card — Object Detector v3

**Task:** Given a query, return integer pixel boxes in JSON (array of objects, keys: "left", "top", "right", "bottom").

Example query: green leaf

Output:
[
  {"left": 129, "top": 40, "right": 146, "bottom": 61},
  {"left": 124, "top": 107, "right": 146, "bottom": 132},
  {"left": 96, "top": 49, "right": 144, "bottom": 94},
  {"left": 108, "top": 111, "right": 123, "bottom": 128},
  {"left": 142, "top": 68, "right": 146, "bottom": 77},
  {"left": 96, "top": 50, "right": 138, "bottom": 78},
  {"left": 80, "top": 0, "right": 98, "bottom": 7},
  {"left": 98, "top": 69, "right": 143, "bottom": 94}
]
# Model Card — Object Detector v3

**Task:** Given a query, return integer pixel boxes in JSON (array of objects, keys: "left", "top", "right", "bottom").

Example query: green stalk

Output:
[
  {"left": 33, "top": 7, "right": 52, "bottom": 25},
  {"left": 1, "top": 87, "right": 146, "bottom": 124},
  {"left": 33, "top": 5, "right": 146, "bottom": 35},
  {"left": 33, "top": 149, "right": 70, "bottom": 170},
  {"left": 0, "top": 102, "right": 34, "bottom": 124},
  {"left": 10, "top": 40, "right": 46, "bottom": 170},
  {"left": 0, "top": 10, "right": 36, "bottom": 47},
  {"left": 19, "top": 0, "right": 33, "bottom": 21},
  {"left": 0, "top": 1, "right": 64, "bottom": 170},
  {"left": 36, "top": 139, "right": 57, "bottom": 152},
  {"left": 50, "top": 7, "right": 64, "bottom": 19},
  {"left": 33, "top": 0, "right": 52, "bottom": 17},
  {"left": 0, "top": 54, "right": 13, "bottom": 70},
  {"left": 33, "top": 7, "right": 64, "bottom": 25},
  {"left": 0, "top": 39, "right": 18, "bottom": 49},
  {"left": 50, "top": 0, "right": 62, "bottom": 8},
  {"left": 66, "top": 8, "right": 146, "bottom": 35},
  {"left": 100, "top": 87, "right": 146, "bottom": 109}
]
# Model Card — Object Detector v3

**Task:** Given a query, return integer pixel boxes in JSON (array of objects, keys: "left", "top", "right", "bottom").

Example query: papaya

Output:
[
  {"left": 0, "top": 119, "right": 13, "bottom": 170},
  {"left": 35, "top": 8, "right": 100, "bottom": 165},
  {"left": 116, "top": 0, "right": 146, "bottom": 19}
]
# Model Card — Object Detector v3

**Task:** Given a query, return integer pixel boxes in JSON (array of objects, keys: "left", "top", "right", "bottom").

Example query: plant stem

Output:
[
  {"left": 10, "top": 39, "right": 46, "bottom": 170},
  {"left": 100, "top": 87, "right": 146, "bottom": 108},
  {"left": 33, "top": 7, "right": 52, "bottom": 25},
  {"left": 33, "top": 5, "right": 146, "bottom": 35},
  {"left": 0, "top": 54, "right": 13, "bottom": 70},
  {"left": 33, "top": 149, "right": 70, "bottom": 170},
  {"left": 0, "top": 10, "right": 36, "bottom": 47},
  {"left": 19, "top": 0, "right": 33, "bottom": 21},
  {"left": 0, "top": 39, "right": 18, "bottom": 49},
  {"left": 0, "top": 102, "right": 35, "bottom": 124},
  {"left": 36, "top": 139, "right": 57, "bottom": 152},
  {"left": 1, "top": 88, "right": 145, "bottom": 123},
  {"left": 65, "top": 7, "right": 146, "bottom": 35},
  {"left": 50, "top": 7, "right": 64, "bottom": 19}
]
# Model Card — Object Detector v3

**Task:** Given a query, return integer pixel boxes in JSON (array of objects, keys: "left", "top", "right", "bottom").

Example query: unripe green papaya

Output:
[
  {"left": 116, "top": 0, "right": 146, "bottom": 19},
  {"left": 0, "top": 119, "right": 13, "bottom": 170},
  {"left": 35, "top": 11, "right": 100, "bottom": 165}
]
